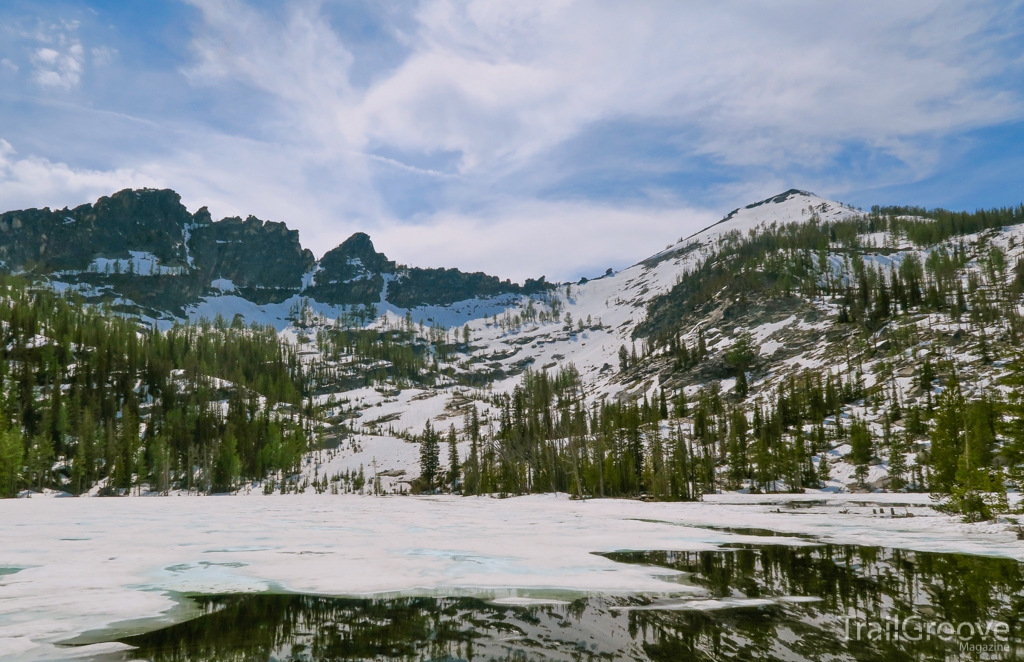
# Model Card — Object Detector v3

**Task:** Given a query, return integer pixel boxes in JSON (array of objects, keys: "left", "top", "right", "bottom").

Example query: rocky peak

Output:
[
  {"left": 0, "top": 188, "right": 552, "bottom": 319},
  {"left": 319, "top": 232, "right": 397, "bottom": 281},
  {"left": 188, "top": 213, "right": 315, "bottom": 304},
  {"left": 303, "top": 232, "right": 396, "bottom": 307}
]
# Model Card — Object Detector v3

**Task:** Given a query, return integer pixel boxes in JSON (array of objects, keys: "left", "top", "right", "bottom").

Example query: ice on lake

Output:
[{"left": 1, "top": 492, "right": 1022, "bottom": 660}]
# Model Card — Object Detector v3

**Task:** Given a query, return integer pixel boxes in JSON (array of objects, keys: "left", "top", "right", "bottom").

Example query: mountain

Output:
[
  {"left": 0, "top": 188, "right": 548, "bottom": 322},
  {"left": 3, "top": 186, "right": 1024, "bottom": 524}
]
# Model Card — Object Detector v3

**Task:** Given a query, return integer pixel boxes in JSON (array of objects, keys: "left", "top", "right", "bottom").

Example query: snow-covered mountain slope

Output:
[
  {"left": 259, "top": 187, "right": 1024, "bottom": 499},
  {"left": 649, "top": 189, "right": 861, "bottom": 263},
  {"left": 264, "top": 190, "right": 867, "bottom": 484},
  {"left": 383, "top": 189, "right": 860, "bottom": 393},
  {"left": 14, "top": 186, "right": 1024, "bottom": 501}
]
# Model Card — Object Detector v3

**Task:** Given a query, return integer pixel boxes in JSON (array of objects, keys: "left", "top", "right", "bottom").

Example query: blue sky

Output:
[{"left": 1, "top": 1, "right": 1023, "bottom": 282}]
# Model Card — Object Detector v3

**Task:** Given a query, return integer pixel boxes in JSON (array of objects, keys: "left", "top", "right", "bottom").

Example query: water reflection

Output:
[
  {"left": 109, "top": 544, "right": 1023, "bottom": 661},
  {"left": 606, "top": 545, "right": 1024, "bottom": 661}
]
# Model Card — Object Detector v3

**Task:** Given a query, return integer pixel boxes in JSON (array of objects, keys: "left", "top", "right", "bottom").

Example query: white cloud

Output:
[
  {"left": 185, "top": 1, "right": 1024, "bottom": 178},
  {"left": 373, "top": 200, "right": 718, "bottom": 282},
  {"left": 92, "top": 46, "right": 117, "bottom": 66},
  {"left": 184, "top": 0, "right": 357, "bottom": 145},
  {"left": 0, "top": 132, "right": 708, "bottom": 281},
  {"left": 30, "top": 21, "right": 84, "bottom": 89},
  {"left": 3, "top": 1, "right": 1022, "bottom": 284},
  {"left": 0, "top": 140, "right": 161, "bottom": 211},
  {"left": 0, "top": 58, "right": 17, "bottom": 73}
]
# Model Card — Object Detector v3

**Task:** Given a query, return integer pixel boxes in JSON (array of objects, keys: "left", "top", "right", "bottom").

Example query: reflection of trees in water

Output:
[
  {"left": 119, "top": 545, "right": 1023, "bottom": 662},
  {"left": 123, "top": 595, "right": 629, "bottom": 662},
  {"left": 129, "top": 596, "right": 474, "bottom": 661},
  {"left": 609, "top": 545, "right": 1024, "bottom": 661}
]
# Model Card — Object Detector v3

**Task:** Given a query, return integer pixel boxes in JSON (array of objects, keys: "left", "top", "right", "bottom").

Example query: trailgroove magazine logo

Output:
[{"left": 843, "top": 614, "right": 1011, "bottom": 654}]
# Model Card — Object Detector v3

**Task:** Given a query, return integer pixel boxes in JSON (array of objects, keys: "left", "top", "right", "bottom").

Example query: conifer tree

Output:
[
  {"left": 817, "top": 449, "right": 831, "bottom": 483},
  {"left": 447, "top": 425, "right": 460, "bottom": 492},
  {"left": 1002, "top": 356, "right": 1024, "bottom": 489},
  {"left": 214, "top": 424, "right": 242, "bottom": 493},
  {"left": 26, "top": 433, "right": 53, "bottom": 493},
  {"left": 725, "top": 332, "right": 756, "bottom": 396},
  {"left": 151, "top": 433, "right": 172, "bottom": 495},
  {"left": 888, "top": 431, "right": 909, "bottom": 490},
  {"left": 419, "top": 420, "right": 440, "bottom": 492},
  {"left": 0, "top": 425, "right": 23, "bottom": 497},
  {"left": 675, "top": 390, "right": 689, "bottom": 417},
  {"left": 726, "top": 409, "right": 748, "bottom": 489},
  {"left": 463, "top": 409, "right": 481, "bottom": 495},
  {"left": 930, "top": 375, "right": 965, "bottom": 492},
  {"left": 849, "top": 418, "right": 873, "bottom": 487}
]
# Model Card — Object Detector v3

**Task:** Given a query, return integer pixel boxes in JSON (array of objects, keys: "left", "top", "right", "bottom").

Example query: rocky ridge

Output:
[{"left": 0, "top": 188, "right": 548, "bottom": 320}]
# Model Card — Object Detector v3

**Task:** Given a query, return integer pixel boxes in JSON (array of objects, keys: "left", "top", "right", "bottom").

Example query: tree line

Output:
[{"left": 0, "top": 277, "right": 313, "bottom": 497}]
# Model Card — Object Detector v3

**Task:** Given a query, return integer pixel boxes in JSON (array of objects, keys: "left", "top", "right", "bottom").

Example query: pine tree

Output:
[
  {"left": 940, "top": 398, "right": 1007, "bottom": 520},
  {"left": 849, "top": 418, "right": 873, "bottom": 487},
  {"left": 668, "top": 422, "right": 697, "bottom": 501},
  {"left": 817, "top": 449, "right": 831, "bottom": 483},
  {"left": 214, "top": 424, "right": 241, "bottom": 493},
  {"left": 795, "top": 425, "right": 818, "bottom": 489},
  {"left": 26, "top": 433, "right": 54, "bottom": 493},
  {"left": 447, "top": 425, "right": 460, "bottom": 493},
  {"left": 1002, "top": 356, "right": 1024, "bottom": 490},
  {"left": 0, "top": 425, "right": 23, "bottom": 497},
  {"left": 888, "top": 431, "right": 908, "bottom": 490},
  {"left": 787, "top": 427, "right": 806, "bottom": 492},
  {"left": 70, "top": 430, "right": 91, "bottom": 496},
  {"left": 751, "top": 406, "right": 771, "bottom": 492},
  {"left": 419, "top": 420, "right": 440, "bottom": 492},
  {"left": 726, "top": 409, "right": 747, "bottom": 489},
  {"left": 643, "top": 422, "right": 669, "bottom": 499},
  {"left": 151, "top": 433, "right": 172, "bottom": 495},
  {"left": 725, "top": 332, "right": 755, "bottom": 396},
  {"left": 468, "top": 409, "right": 483, "bottom": 495},
  {"left": 930, "top": 375, "right": 965, "bottom": 492},
  {"left": 675, "top": 390, "right": 689, "bottom": 417}
]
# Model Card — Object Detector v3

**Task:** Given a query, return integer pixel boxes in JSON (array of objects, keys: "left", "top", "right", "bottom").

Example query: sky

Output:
[{"left": 1, "top": 1, "right": 1023, "bottom": 283}]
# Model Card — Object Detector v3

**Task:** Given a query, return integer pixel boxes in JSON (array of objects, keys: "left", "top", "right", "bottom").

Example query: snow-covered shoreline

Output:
[{"left": 2, "top": 492, "right": 1022, "bottom": 660}]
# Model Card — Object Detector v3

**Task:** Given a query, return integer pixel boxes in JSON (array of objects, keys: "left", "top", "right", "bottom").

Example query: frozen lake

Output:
[{"left": 1, "top": 492, "right": 1022, "bottom": 660}]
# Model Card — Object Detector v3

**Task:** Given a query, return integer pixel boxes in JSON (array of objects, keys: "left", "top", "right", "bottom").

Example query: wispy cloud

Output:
[
  {"left": 31, "top": 42, "right": 83, "bottom": 89},
  {"left": 373, "top": 199, "right": 718, "bottom": 282},
  {"left": 0, "top": 140, "right": 161, "bottom": 211},
  {"left": 0, "top": 1, "right": 1022, "bottom": 281},
  {"left": 185, "top": 1, "right": 1024, "bottom": 178},
  {"left": 28, "top": 19, "right": 85, "bottom": 89},
  {"left": 91, "top": 46, "right": 117, "bottom": 67}
]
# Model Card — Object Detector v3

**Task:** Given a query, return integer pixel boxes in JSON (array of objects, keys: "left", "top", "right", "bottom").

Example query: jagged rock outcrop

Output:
[
  {"left": 307, "top": 232, "right": 549, "bottom": 308},
  {"left": 0, "top": 188, "right": 192, "bottom": 272},
  {"left": 305, "top": 232, "right": 396, "bottom": 306},
  {"left": 189, "top": 215, "right": 315, "bottom": 305},
  {"left": 388, "top": 268, "right": 547, "bottom": 308},
  {"left": 0, "top": 188, "right": 550, "bottom": 318}
]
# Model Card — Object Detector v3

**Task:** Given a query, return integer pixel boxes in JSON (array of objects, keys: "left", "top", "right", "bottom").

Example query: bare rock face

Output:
[
  {"left": 0, "top": 189, "right": 550, "bottom": 318},
  {"left": 189, "top": 215, "right": 316, "bottom": 305},
  {"left": 0, "top": 188, "right": 193, "bottom": 272},
  {"left": 303, "top": 232, "right": 396, "bottom": 307}
]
